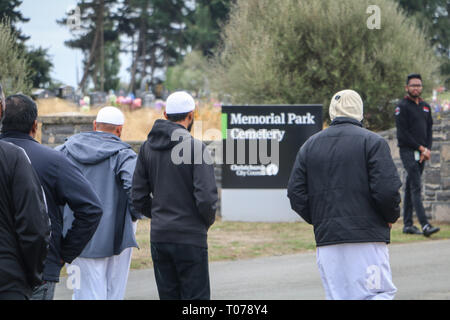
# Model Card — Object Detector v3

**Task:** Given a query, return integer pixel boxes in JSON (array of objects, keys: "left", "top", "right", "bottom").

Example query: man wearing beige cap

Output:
[
  {"left": 288, "top": 90, "right": 402, "bottom": 300},
  {"left": 57, "top": 106, "right": 141, "bottom": 300}
]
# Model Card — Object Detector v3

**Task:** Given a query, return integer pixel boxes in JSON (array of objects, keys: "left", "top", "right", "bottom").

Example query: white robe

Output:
[
  {"left": 316, "top": 242, "right": 397, "bottom": 300},
  {"left": 69, "top": 222, "right": 137, "bottom": 300}
]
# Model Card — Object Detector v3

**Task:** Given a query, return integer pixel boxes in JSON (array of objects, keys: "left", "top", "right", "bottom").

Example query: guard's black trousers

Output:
[
  {"left": 151, "top": 242, "right": 211, "bottom": 300},
  {"left": 400, "top": 148, "right": 429, "bottom": 228}
]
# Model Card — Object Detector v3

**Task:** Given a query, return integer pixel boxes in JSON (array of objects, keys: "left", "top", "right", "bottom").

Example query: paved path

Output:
[{"left": 54, "top": 239, "right": 450, "bottom": 300}]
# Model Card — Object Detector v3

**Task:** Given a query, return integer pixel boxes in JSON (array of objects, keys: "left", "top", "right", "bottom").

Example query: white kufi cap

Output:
[
  {"left": 96, "top": 106, "right": 125, "bottom": 126},
  {"left": 165, "top": 91, "right": 195, "bottom": 114}
]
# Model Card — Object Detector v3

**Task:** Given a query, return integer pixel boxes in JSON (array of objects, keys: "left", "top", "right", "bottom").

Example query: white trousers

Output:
[
  {"left": 316, "top": 242, "right": 397, "bottom": 300},
  {"left": 70, "top": 247, "right": 134, "bottom": 300},
  {"left": 70, "top": 222, "right": 137, "bottom": 300}
]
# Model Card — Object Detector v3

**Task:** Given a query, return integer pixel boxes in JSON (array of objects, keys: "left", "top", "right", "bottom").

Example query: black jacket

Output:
[
  {"left": 0, "top": 132, "right": 103, "bottom": 282},
  {"left": 0, "top": 141, "right": 50, "bottom": 297},
  {"left": 287, "top": 117, "right": 401, "bottom": 247},
  {"left": 395, "top": 96, "right": 433, "bottom": 151},
  {"left": 132, "top": 120, "right": 218, "bottom": 248}
]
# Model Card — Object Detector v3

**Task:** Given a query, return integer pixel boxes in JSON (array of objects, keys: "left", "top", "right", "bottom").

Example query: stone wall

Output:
[
  {"left": 40, "top": 112, "right": 449, "bottom": 222},
  {"left": 39, "top": 112, "right": 95, "bottom": 148},
  {"left": 379, "top": 112, "right": 450, "bottom": 222}
]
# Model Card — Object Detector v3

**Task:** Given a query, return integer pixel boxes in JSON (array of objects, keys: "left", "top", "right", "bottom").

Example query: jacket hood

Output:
[
  {"left": 147, "top": 119, "right": 191, "bottom": 150},
  {"left": 63, "top": 131, "right": 131, "bottom": 164}
]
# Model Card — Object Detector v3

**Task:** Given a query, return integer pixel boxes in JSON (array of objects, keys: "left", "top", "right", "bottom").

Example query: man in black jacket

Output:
[
  {"left": 395, "top": 73, "right": 439, "bottom": 237},
  {"left": 132, "top": 91, "right": 218, "bottom": 300},
  {"left": 0, "top": 86, "right": 50, "bottom": 300},
  {"left": 288, "top": 90, "right": 401, "bottom": 300},
  {"left": 0, "top": 94, "right": 103, "bottom": 300}
]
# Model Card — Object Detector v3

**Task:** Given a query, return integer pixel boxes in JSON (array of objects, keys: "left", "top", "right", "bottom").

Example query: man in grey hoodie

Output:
[{"left": 57, "top": 106, "right": 141, "bottom": 300}]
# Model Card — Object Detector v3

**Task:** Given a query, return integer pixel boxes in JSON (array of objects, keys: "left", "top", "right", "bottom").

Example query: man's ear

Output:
[
  {"left": 30, "top": 120, "right": 38, "bottom": 138},
  {"left": 116, "top": 125, "right": 123, "bottom": 138},
  {"left": 163, "top": 111, "right": 168, "bottom": 120},
  {"left": 93, "top": 120, "right": 97, "bottom": 131}
]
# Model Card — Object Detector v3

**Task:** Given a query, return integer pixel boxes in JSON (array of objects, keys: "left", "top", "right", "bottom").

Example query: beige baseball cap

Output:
[{"left": 329, "top": 90, "right": 364, "bottom": 122}]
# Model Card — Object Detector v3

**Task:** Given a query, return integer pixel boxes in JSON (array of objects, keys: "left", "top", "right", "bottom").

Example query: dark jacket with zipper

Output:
[
  {"left": 131, "top": 119, "right": 218, "bottom": 248},
  {"left": 287, "top": 117, "right": 401, "bottom": 247},
  {"left": 0, "top": 140, "right": 50, "bottom": 297},
  {"left": 0, "top": 131, "right": 103, "bottom": 282},
  {"left": 395, "top": 96, "right": 433, "bottom": 151}
]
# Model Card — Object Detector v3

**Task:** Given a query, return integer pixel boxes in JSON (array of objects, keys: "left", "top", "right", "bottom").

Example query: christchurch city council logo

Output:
[{"left": 265, "top": 163, "right": 279, "bottom": 176}]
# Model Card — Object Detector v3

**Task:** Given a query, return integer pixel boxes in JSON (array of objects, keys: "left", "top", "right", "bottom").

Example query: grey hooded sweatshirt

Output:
[{"left": 57, "top": 131, "right": 140, "bottom": 258}]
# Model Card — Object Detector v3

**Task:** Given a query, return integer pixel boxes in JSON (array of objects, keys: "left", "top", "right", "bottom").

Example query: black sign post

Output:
[{"left": 221, "top": 105, "right": 322, "bottom": 221}]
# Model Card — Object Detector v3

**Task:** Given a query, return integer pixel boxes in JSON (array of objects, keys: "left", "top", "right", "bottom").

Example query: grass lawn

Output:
[{"left": 130, "top": 218, "right": 450, "bottom": 270}]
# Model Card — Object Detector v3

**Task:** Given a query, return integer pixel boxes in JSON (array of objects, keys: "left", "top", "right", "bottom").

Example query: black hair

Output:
[
  {"left": 1, "top": 94, "right": 38, "bottom": 134},
  {"left": 166, "top": 112, "right": 190, "bottom": 122},
  {"left": 406, "top": 73, "right": 422, "bottom": 85}
]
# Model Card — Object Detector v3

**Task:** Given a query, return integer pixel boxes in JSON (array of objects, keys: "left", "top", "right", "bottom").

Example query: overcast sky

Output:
[{"left": 19, "top": 0, "right": 130, "bottom": 88}]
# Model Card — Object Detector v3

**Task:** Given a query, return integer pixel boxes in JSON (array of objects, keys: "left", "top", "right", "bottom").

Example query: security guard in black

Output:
[
  {"left": 395, "top": 95, "right": 433, "bottom": 151},
  {"left": 394, "top": 73, "right": 439, "bottom": 238}
]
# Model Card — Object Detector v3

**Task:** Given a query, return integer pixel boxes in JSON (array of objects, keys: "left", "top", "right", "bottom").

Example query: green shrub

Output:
[
  {"left": 210, "top": 0, "right": 441, "bottom": 130},
  {"left": 0, "top": 20, "right": 32, "bottom": 95},
  {"left": 165, "top": 50, "right": 211, "bottom": 97}
]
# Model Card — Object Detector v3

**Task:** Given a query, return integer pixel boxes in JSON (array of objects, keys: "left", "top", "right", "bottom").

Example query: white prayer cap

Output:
[
  {"left": 165, "top": 91, "right": 195, "bottom": 114},
  {"left": 96, "top": 106, "right": 125, "bottom": 126}
]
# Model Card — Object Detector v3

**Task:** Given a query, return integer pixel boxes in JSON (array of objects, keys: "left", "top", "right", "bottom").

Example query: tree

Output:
[
  {"left": 187, "top": 0, "right": 232, "bottom": 57},
  {"left": 1, "top": 1, "right": 54, "bottom": 88},
  {"left": 103, "top": 40, "right": 121, "bottom": 91},
  {"left": 0, "top": 20, "right": 32, "bottom": 94},
  {"left": 211, "top": 0, "right": 441, "bottom": 131},
  {"left": 119, "top": 0, "right": 194, "bottom": 94},
  {"left": 58, "top": 0, "right": 119, "bottom": 92},
  {"left": 27, "top": 47, "right": 53, "bottom": 89},
  {"left": 165, "top": 50, "right": 210, "bottom": 95},
  {"left": 0, "top": 0, "right": 29, "bottom": 41},
  {"left": 396, "top": 0, "right": 450, "bottom": 86}
]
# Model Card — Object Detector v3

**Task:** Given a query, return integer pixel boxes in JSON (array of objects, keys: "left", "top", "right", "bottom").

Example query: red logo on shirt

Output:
[{"left": 423, "top": 106, "right": 430, "bottom": 112}]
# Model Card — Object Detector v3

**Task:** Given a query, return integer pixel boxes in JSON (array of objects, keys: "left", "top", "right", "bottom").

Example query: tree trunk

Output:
[
  {"left": 99, "top": 0, "right": 105, "bottom": 92},
  {"left": 78, "top": 0, "right": 105, "bottom": 93},
  {"left": 129, "top": 2, "right": 148, "bottom": 94}
]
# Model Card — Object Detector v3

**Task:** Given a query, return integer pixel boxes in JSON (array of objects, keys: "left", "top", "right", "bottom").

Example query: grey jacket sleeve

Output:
[
  {"left": 287, "top": 145, "right": 312, "bottom": 224},
  {"left": 367, "top": 136, "right": 402, "bottom": 223},
  {"left": 56, "top": 155, "right": 103, "bottom": 263},
  {"left": 116, "top": 149, "right": 142, "bottom": 221},
  {"left": 192, "top": 142, "right": 218, "bottom": 228},
  {"left": 131, "top": 143, "right": 153, "bottom": 219}
]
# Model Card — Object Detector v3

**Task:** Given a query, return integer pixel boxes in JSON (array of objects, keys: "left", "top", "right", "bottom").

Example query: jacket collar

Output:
[
  {"left": 0, "top": 131, "right": 38, "bottom": 143},
  {"left": 404, "top": 95, "right": 424, "bottom": 104},
  {"left": 330, "top": 117, "right": 363, "bottom": 127}
]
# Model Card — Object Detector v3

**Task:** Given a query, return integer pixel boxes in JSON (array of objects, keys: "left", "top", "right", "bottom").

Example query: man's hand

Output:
[
  {"left": 419, "top": 146, "right": 431, "bottom": 163},
  {"left": 419, "top": 153, "right": 425, "bottom": 163},
  {"left": 423, "top": 148, "right": 431, "bottom": 161}
]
